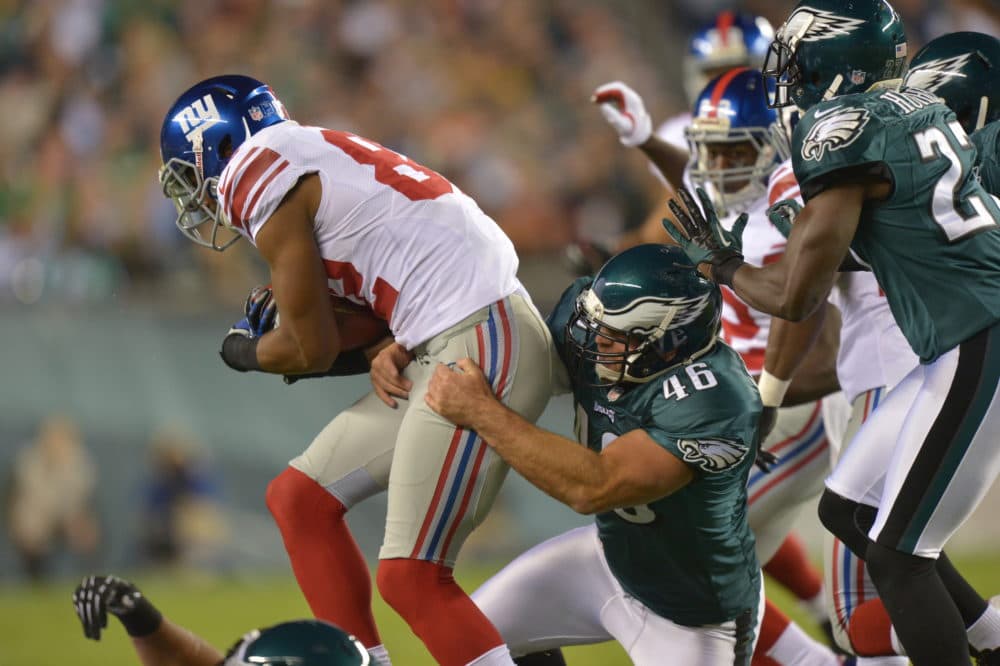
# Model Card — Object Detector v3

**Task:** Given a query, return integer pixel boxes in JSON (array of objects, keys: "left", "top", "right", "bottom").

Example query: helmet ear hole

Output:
[{"left": 219, "top": 135, "right": 234, "bottom": 160}]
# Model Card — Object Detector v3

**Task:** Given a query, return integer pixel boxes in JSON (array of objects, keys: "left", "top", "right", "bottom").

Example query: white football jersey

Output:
[
  {"left": 217, "top": 122, "right": 525, "bottom": 349},
  {"left": 716, "top": 192, "right": 787, "bottom": 375},
  {"left": 768, "top": 160, "right": 917, "bottom": 403}
]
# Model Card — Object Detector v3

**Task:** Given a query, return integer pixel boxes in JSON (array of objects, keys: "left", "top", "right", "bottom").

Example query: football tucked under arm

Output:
[
  {"left": 280, "top": 294, "right": 393, "bottom": 384},
  {"left": 271, "top": 292, "right": 391, "bottom": 350}
]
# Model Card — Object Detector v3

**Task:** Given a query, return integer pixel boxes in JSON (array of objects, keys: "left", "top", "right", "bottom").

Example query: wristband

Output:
[
  {"left": 118, "top": 595, "right": 164, "bottom": 637},
  {"left": 758, "top": 369, "right": 791, "bottom": 408},
  {"left": 220, "top": 333, "right": 262, "bottom": 372},
  {"left": 712, "top": 253, "right": 745, "bottom": 288}
]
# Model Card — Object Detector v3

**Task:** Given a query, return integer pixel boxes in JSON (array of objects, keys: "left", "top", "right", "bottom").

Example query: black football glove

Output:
[
  {"left": 72, "top": 575, "right": 163, "bottom": 641},
  {"left": 753, "top": 406, "right": 780, "bottom": 473},
  {"left": 664, "top": 187, "right": 747, "bottom": 287}
]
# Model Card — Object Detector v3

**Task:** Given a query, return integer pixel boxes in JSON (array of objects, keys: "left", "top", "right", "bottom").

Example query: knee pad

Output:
[
  {"left": 266, "top": 466, "right": 345, "bottom": 525},
  {"left": 865, "top": 541, "right": 935, "bottom": 593},
  {"left": 818, "top": 489, "right": 870, "bottom": 558}
]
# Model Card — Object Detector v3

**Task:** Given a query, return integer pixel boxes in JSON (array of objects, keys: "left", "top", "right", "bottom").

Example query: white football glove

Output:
[{"left": 592, "top": 81, "right": 653, "bottom": 147}]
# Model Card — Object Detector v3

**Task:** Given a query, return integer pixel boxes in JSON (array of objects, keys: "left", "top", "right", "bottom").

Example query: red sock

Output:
[
  {"left": 265, "top": 466, "right": 381, "bottom": 647},
  {"left": 763, "top": 532, "right": 823, "bottom": 601},
  {"left": 377, "top": 558, "right": 504, "bottom": 666},
  {"left": 752, "top": 598, "right": 791, "bottom": 666},
  {"left": 848, "top": 598, "right": 896, "bottom": 656}
]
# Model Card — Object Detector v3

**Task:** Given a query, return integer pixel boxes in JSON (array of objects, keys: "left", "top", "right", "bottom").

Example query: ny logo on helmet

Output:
[
  {"left": 801, "top": 107, "right": 870, "bottom": 161},
  {"left": 786, "top": 7, "right": 865, "bottom": 42},
  {"left": 174, "top": 94, "right": 223, "bottom": 145},
  {"left": 905, "top": 53, "right": 973, "bottom": 94}
]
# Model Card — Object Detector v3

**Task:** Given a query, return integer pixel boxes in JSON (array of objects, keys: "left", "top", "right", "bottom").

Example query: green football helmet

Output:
[
  {"left": 903, "top": 32, "right": 1000, "bottom": 133},
  {"left": 221, "top": 620, "right": 375, "bottom": 666},
  {"left": 566, "top": 244, "right": 722, "bottom": 386},
  {"left": 763, "top": 0, "right": 907, "bottom": 110}
]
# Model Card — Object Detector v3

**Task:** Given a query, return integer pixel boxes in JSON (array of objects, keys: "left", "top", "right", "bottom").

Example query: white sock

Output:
[
  {"left": 768, "top": 621, "right": 840, "bottom": 666},
  {"left": 968, "top": 600, "right": 1000, "bottom": 652},
  {"left": 466, "top": 644, "right": 516, "bottom": 666},
  {"left": 855, "top": 657, "right": 909, "bottom": 665},
  {"left": 368, "top": 644, "right": 391, "bottom": 665}
]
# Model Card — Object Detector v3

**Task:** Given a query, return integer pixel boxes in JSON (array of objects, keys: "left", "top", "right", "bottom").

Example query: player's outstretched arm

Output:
[
  {"left": 591, "top": 81, "right": 689, "bottom": 188},
  {"left": 73, "top": 575, "right": 223, "bottom": 666},
  {"left": 425, "top": 359, "right": 694, "bottom": 513},
  {"left": 668, "top": 185, "right": 864, "bottom": 320}
]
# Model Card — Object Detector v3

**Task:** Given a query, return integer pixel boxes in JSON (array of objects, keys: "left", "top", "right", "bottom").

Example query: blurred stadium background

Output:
[{"left": 2, "top": 1, "right": 1000, "bottom": 664}]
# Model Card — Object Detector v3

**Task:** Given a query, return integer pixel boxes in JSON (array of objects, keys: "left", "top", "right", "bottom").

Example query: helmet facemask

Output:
[
  {"left": 159, "top": 156, "right": 241, "bottom": 252},
  {"left": 762, "top": 11, "right": 813, "bottom": 109},
  {"left": 686, "top": 121, "right": 777, "bottom": 218}
]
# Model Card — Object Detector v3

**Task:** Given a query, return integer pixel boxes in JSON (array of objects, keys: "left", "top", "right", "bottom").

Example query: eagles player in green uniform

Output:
[
  {"left": 904, "top": 31, "right": 1000, "bottom": 195},
  {"left": 426, "top": 244, "right": 764, "bottom": 665},
  {"left": 71, "top": 574, "right": 376, "bottom": 665},
  {"left": 662, "top": 1, "right": 1000, "bottom": 664}
]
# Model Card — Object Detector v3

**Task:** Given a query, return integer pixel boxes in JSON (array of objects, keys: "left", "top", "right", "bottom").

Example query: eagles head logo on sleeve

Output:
[
  {"left": 904, "top": 53, "right": 973, "bottom": 95},
  {"left": 800, "top": 106, "right": 871, "bottom": 161},
  {"left": 677, "top": 438, "right": 749, "bottom": 473}
]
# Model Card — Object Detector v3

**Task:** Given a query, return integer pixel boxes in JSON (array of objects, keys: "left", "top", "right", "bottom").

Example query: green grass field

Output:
[{"left": 2, "top": 554, "right": 999, "bottom": 665}]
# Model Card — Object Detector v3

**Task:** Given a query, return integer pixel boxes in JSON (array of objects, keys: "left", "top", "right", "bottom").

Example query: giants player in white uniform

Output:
[
  {"left": 158, "top": 75, "right": 556, "bottom": 666},
  {"left": 594, "top": 72, "right": 845, "bottom": 666}
]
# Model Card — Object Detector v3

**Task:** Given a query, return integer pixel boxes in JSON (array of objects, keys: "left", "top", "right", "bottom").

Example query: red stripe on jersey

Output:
[
  {"left": 322, "top": 260, "right": 398, "bottom": 322},
  {"left": 768, "top": 168, "right": 800, "bottom": 207},
  {"left": 323, "top": 260, "right": 367, "bottom": 302},
  {"left": 708, "top": 67, "right": 748, "bottom": 118},
  {"left": 371, "top": 277, "right": 399, "bottom": 323},
  {"left": 721, "top": 287, "right": 760, "bottom": 342},
  {"left": 219, "top": 146, "right": 262, "bottom": 230},
  {"left": 230, "top": 147, "right": 282, "bottom": 230},
  {"left": 717, "top": 10, "right": 734, "bottom": 46},
  {"left": 244, "top": 159, "right": 289, "bottom": 226},
  {"left": 762, "top": 249, "right": 784, "bottom": 265},
  {"left": 742, "top": 347, "right": 765, "bottom": 374}
]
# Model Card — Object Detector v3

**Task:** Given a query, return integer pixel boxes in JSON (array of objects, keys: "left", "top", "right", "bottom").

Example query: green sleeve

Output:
[{"left": 972, "top": 122, "right": 1000, "bottom": 196}]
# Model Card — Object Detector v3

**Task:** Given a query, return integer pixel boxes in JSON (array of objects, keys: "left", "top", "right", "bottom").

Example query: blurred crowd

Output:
[{"left": 1, "top": 0, "right": 997, "bottom": 310}]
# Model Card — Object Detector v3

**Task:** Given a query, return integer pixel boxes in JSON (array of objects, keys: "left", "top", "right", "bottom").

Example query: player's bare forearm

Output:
[
  {"left": 470, "top": 404, "right": 613, "bottom": 514},
  {"left": 131, "top": 619, "right": 223, "bottom": 666},
  {"left": 638, "top": 135, "right": 689, "bottom": 189},
  {"left": 765, "top": 303, "right": 840, "bottom": 405},
  {"left": 732, "top": 188, "right": 862, "bottom": 319}
]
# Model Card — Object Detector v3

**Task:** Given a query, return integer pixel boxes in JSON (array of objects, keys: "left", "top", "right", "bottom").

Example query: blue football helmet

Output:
[
  {"left": 684, "top": 11, "right": 775, "bottom": 104},
  {"left": 763, "top": 0, "right": 907, "bottom": 110},
  {"left": 222, "top": 619, "right": 375, "bottom": 666},
  {"left": 685, "top": 67, "right": 779, "bottom": 217},
  {"left": 159, "top": 74, "right": 289, "bottom": 251},
  {"left": 903, "top": 32, "right": 1000, "bottom": 134},
  {"left": 566, "top": 244, "right": 722, "bottom": 386}
]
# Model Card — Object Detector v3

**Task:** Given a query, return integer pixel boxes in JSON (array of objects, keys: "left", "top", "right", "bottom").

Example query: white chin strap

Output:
[
  {"left": 978, "top": 96, "right": 989, "bottom": 131},
  {"left": 821, "top": 73, "right": 844, "bottom": 102}
]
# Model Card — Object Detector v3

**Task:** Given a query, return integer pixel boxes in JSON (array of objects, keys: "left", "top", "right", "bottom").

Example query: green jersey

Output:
[
  {"left": 972, "top": 121, "right": 1000, "bottom": 196},
  {"left": 792, "top": 87, "right": 1000, "bottom": 362},
  {"left": 547, "top": 279, "right": 762, "bottom": 626}
]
